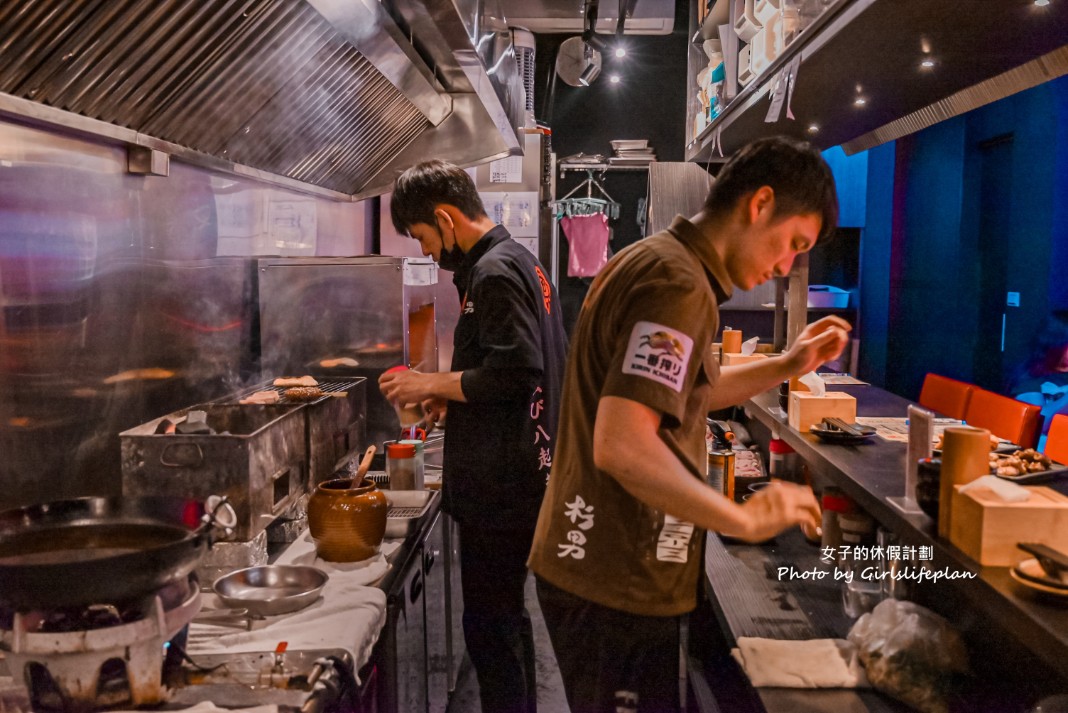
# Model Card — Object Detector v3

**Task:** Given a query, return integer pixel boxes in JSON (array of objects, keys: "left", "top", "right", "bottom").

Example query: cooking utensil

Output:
[
  {"left": 352, "top": 445, "right": 377, "bottom": 485},
  {"left": 823, "top": 417, "right": 865, "bottom": 437},
  {"left": 212, "top": 564, "right": 328, "bottom": 616},
  {"left": 1018, "top": 542, "right": 1068, "bottom": 583},
  {"left": 809, "top": 421, "right": 876, "bottom": 444},
  {"left": 0, "top": 495, "right": 236, "bottom": 611}
]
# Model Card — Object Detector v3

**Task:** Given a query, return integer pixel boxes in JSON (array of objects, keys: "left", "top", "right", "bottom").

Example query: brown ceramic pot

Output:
[{"left": 308, "top": 478, "right": 388, "bottom": 562}]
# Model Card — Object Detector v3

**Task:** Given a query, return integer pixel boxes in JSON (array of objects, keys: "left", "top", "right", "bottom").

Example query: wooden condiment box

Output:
[
  {"left": 949, "top": 484, "right": 1068, "bottom": 566},
  {"left": 721, "top": 352, "right": 769, "bottom": 366},
  {"left": 787, "top": 391, "right": 856, "bottom": 432}
]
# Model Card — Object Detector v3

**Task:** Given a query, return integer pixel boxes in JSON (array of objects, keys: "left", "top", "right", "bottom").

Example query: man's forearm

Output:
[
  {"left": 429, "top": 371, "right": 467, "bottom": 403},
  {"left": 707, "top": 357, "right": 795, "bottom": 411},
  {"left": 593, "top": 397, "right": 753, "bottom": 537}
]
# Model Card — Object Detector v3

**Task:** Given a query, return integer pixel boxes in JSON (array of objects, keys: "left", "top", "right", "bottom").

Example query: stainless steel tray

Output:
[{"left": 384, "top": 489, "right": 437, "bottom": 539}]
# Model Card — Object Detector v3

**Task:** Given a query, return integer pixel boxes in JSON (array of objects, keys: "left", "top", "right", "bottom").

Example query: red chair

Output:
[
  {"left": 918, "top": 373, "right": 974, "bottom": 420},
  {"left": 1045, "top": 414, "right": 1068, "bottom": 464},
  {"left": 964, "top": 388, "right": 1043, "bottom": 449}
]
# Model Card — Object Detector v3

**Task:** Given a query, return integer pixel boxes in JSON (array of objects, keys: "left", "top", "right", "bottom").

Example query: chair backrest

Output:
[
  {"left": 918, "top": 373, "right": 974, "bottom": 420},
  {"left": 964, "top": 388, "right": 1043, "bottom": 449},
  {"left": 1045, "top": 414, "right": 1068, "bottom": 464}
]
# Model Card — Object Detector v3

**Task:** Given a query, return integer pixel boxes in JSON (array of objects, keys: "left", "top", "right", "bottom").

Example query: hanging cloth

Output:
[{"left": 561, "top": 212, "right": 611, "bottom": 278}]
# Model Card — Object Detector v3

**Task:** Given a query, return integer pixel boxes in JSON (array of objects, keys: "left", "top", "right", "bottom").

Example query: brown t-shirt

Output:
[{"left": 528, "top": 216, "right": 732, "bottom": 617}]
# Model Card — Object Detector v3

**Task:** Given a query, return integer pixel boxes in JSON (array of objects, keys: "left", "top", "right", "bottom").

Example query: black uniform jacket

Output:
[{"left": 443, "top": 225, "right": 568, "bottom": 529}]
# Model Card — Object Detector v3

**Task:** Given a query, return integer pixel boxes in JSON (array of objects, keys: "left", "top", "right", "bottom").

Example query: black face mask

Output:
[{"left": 435, "top": 225, "right": 466, "bottom": 272}]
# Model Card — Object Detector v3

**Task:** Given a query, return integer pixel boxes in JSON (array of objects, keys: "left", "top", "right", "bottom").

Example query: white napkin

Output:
[
  {"left": 741, "top": 336, "right": 760, "bottom": 355},
  {"left": 731, "top": 637, "right": 870, "bottom": 688},
  {"left": 187, "top": 531, "right": 396, "bottom": 673},
  {"left": 110, "top": 704, "right": 276, "bottom": 713},
  {"left": 799, "top": 371, "right": 827, "bottom": 397},
  {"left": 959, "top": 475, "right": 1031, "bottom": 503}
]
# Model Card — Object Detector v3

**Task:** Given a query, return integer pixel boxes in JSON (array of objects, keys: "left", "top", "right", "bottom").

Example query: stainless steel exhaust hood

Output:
[{"left": 0, "top": 0, "right": 524, "bottom": 200}]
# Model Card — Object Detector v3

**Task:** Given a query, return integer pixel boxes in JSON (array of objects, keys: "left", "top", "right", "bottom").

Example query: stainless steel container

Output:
[{"left": 120, "top": 404, "right": 307, "bottom": 541}]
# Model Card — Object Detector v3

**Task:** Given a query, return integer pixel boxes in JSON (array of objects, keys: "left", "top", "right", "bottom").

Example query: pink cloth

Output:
[{"left": 561, "top": 213, "right": 610, "bottom": 278}]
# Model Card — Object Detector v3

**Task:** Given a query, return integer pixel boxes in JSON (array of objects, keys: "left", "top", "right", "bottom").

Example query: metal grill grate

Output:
[
  {"left": 388, "top": 506, "right": 422, "bottom": 518},
  {"left": 225, "top": 378, "right": 360, "bottom": 406}
]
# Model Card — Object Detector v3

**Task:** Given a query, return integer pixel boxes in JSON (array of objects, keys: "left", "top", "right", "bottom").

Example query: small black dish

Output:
[{"left": 809, "top": 423, "right": 877, "bottom": 445}]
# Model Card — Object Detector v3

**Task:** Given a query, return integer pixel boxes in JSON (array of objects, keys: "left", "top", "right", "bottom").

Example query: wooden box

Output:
[
  {"left": 950, "top": 485, "right": 1068, "bottom": 566},
  {"left": 787, "top": 391, "right": 856, "bottom": 432},
  {"left": 722, "top": 352, "right": 769, "bottom": 366}
]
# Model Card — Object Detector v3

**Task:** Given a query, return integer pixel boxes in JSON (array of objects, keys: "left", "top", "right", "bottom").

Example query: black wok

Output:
[{"left": 0, "top": 495, "right": 233, "bottom": 611}]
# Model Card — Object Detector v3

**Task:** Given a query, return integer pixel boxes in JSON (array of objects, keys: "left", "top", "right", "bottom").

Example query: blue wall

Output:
[{"left": 859, "top": 75, "right": 1068, "bottom": 400}]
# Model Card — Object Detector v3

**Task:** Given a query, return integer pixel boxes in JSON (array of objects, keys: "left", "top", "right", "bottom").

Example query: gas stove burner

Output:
[
  {"left": 0, "top": 574, "right": 202, "bottom": 712},
  {"left": 1, "top": 575, "right": 198, "bottom": 636}
]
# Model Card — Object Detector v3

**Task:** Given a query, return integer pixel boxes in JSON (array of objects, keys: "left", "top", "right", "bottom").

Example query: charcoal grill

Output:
[
  {"left": 120, "top": 405, "right": 306, "bottom": 541},
  {"left": 226, "top": 377, "right": 367, "bottom": 486}
]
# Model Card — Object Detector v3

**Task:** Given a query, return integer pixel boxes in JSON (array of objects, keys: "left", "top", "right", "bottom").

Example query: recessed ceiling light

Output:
[
  {"left": 615, "top": 47, "right": 627, "bottom": 58},
  {"left": 609, "top": 74, "right": 621, "bottom": 84},
  {"left": 1035, "top": 0, "right": 1050, "bottom": 6},
  {"left": 920, "top": 58, "right": 935, "bottom": 68},
  {"left": 854, "top": 97, "right": 867, "bottom": 106},
  {"left": 807, "top": 124, "right": 820, "bottom": 134}
]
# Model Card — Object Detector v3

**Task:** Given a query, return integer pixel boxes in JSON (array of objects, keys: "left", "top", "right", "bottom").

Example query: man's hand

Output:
[
  {"left": 378, "top": 369, "right": 437, "bottom": 406},
  {"left": 783, "top": 316, "right": 852, "bottom": 376},
  {"left": 732, "top": 480, "right": 822, "bottom": 543},
  {"left": 378, "top": 369, "right": 466, "bottom": 410}
]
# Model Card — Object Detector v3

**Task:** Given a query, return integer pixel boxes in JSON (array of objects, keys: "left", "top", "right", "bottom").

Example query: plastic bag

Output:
[{"left": 848, "top": 599, "right": 969, "bottom": 713}]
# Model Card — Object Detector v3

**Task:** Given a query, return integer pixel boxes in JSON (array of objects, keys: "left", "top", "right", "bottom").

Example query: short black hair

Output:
[
  {"left": 704, "top": 136, "right": 838, "bottom": 243},
  {"left": 390, "top": 160, "right": 487, "bottom": 235}
]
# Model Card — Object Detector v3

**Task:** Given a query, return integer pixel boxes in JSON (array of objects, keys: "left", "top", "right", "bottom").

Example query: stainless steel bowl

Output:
[{"left": 212, "top": 564, "right": 328, "bottom": 616}]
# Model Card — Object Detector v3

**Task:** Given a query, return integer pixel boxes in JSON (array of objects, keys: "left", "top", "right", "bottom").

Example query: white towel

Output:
[
  {"left": 187, "top": 532, "right": 399, "bottom": 672},
  {"left": 731, "top": 637, "right": 870, "bottom": 688},
  {"left": 110, "top": 703, "right": 276, "bottom": 713}
]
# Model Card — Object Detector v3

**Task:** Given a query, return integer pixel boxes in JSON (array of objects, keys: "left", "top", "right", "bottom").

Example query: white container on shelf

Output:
[
  {"left": 751, "top": 12, "right": 785, "bottom": 75},
  {"left": 749, "top": 27, "right": 770, "bottom": 75},
  {"left": 737, "top": 44, "right": 755, "bottom": 86},
  {"left": 733, "top": 0, "right": 762, "bottom": 41},
  {"left": 754, "top": 0, "right": 781, "bottom": 26}
]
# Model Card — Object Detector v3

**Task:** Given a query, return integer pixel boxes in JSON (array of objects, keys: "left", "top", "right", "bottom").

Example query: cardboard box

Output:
[
  {"left": 722, "top": 352, "right": 769, "bottom": 366},
  {"left": 950, "top": 485, "right": 1068, "bottom": 566},
  {"left": 787, "top": 391, "right": 856, "bottom": 432}
]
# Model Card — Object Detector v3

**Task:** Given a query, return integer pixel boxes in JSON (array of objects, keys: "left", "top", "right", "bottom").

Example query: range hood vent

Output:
[{"left": 0, "top": 0, "right": 523, "bottom": 198}]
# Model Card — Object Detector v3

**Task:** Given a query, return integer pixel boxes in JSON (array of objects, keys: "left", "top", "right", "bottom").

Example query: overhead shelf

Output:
[{"left": 686, "top": 0, "right": 1068, "bottom": 162}]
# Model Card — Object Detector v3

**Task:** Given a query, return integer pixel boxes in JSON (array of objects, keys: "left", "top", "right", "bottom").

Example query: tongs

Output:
[
  {"left": 823, "top": 417, "right": 865, "bottom": 437},
  {"left": 1018, "top": 542, "right": 1068, "bottom": 584}
]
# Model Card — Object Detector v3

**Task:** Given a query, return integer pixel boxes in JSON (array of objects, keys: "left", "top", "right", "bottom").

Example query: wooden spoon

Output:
[{"left": 351, "top": 445, "right": 376, "bottom": 486}]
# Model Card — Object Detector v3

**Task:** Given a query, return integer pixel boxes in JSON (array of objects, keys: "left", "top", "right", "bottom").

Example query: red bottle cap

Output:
[
  {"left": 387, "top": 442, "right": 417, "bottom": 458},
  {"left": 821, "top": 493, "right": 855, "bottom": 513},
  {"left": 769, "top": 439, "right": 795, "bottom": 454}
]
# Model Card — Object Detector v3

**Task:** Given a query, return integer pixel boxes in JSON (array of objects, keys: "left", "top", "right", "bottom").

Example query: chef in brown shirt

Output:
[{"left": 528, "top": 136, "right": 850, "bottom": 713}]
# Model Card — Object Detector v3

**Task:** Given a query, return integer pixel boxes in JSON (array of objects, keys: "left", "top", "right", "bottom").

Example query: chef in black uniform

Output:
[{"left": 380, "top": 160, "right": 567, "bottom": 713}]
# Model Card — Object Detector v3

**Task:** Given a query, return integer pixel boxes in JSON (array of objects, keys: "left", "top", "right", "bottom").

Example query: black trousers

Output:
[
  {"left": 458, "top": 521, "right": 538, "bottom": 713},
  {"left": 535, "top": 576, "right": 680, "bottom": 713}
]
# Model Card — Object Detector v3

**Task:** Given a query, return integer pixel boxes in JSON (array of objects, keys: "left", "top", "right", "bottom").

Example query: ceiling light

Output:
[
  {"left": 807, "top": 124, "right": 820, "bottom": 134},
  {"left": 609, "top": 74, "right": 621, "bottom": 84},
  {"left": 920, "top": 58, "right": 936, "bottom": 68},
  {"left": 1035, "top": 0, "right": 1050, "bottom": 6},
  {"left": 579, "top": 63, "right": 599, "bottom": 86},
  {"left": 854, "top": 97, "right": 867, "bottom": 106},
  {"left": 614, "top": 47, "right": 626, "bottom": 58}
]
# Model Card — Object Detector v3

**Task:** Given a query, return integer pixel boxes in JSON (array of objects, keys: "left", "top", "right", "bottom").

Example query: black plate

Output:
[{"left": 809, "top": 423, "right": 877, "bottom": 444}]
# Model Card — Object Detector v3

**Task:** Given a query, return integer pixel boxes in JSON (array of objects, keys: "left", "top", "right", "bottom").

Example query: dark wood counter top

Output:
[{"left": 741, "top": 385, "right": 1068, "bottom": 681}]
